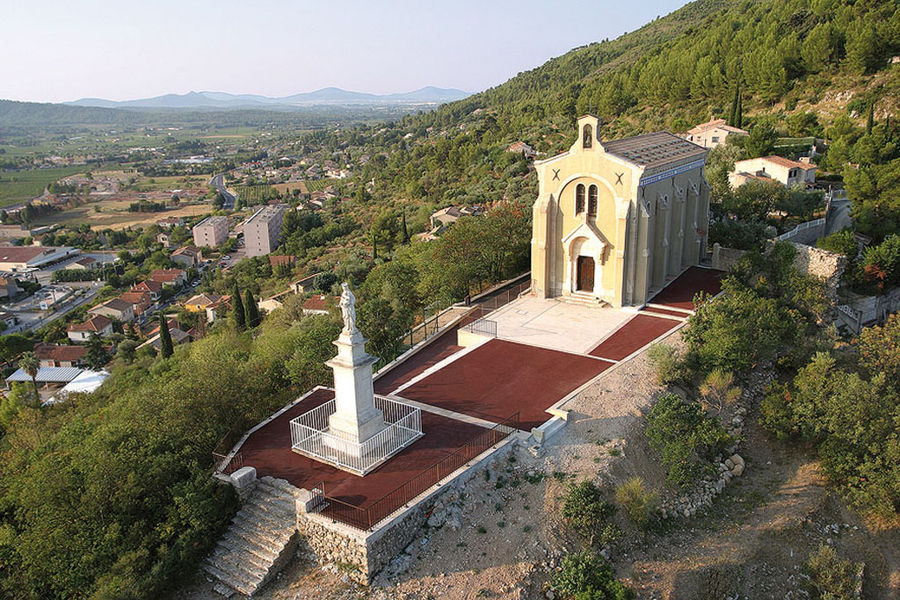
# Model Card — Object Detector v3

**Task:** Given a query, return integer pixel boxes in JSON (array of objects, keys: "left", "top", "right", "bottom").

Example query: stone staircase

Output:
[
  {"left": 203, "top": 477, "right": 300, "bottom": 597},
  {"left": 560, "top": 293, "right": 610, "bottom": 308}
]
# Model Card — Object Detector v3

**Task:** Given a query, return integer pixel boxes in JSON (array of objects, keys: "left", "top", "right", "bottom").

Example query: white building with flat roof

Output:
[
  {"left": 192, "top": 216, "right": 229, "bottom": 248},
  {"left": 244, "top": 205, "right": 287, "bottom": 258}
]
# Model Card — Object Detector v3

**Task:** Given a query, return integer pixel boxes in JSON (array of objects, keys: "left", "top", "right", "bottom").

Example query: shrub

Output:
[
  {"left": 759, "top": 351, "right": 899, "bottom": 519},
  {"left": 645, "top": 393, "right": 732, "bottom": 488},
  {"left": 647, "top": 343, "right": 684, "bottom": 385},
  {"left": 561, "top": 481, "right": 619, "bottom": 546},
  {"left": 551, "top": 550, "right": 634, "bottom": 600},
  {"left": 615, "top": 477, "right": 659, "bottom": 528},
  {"left": 806, "top": 544, "right": 862, "bottom": 600}
]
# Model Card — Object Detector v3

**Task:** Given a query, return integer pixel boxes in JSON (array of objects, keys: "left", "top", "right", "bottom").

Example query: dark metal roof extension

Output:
[{"left": 603, "top": 132, "right": 706, "bottom": 170}]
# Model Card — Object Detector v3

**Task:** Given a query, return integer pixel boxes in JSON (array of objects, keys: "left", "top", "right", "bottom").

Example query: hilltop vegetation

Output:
[{"left": 1, "top": 1, "right": 900, "bottom": 598}]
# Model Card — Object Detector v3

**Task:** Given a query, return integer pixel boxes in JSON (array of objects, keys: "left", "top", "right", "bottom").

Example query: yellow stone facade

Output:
[{"left": 531, "top": 115, "right": 710, "bottom": 307}]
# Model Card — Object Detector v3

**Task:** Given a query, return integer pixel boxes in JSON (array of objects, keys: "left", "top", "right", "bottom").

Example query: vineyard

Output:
[{"left": 234, "top": 183, "right": 281, "bottom": 206}]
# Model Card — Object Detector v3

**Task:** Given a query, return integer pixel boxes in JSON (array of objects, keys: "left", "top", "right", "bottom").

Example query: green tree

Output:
[
  {"left": 231, "top": 283, "right": 246, "bottom": 330},
  {"left": 84, "top": 333, "right": 110, "bottom": 370},
  {"left": 0, "top": 383, "right": 30, "bottom": 433},
  {"left": 244, "top": 289, "right": 260, "bottom": 328},
  {"left": 117, "top": 339, "right": 139, "bottom": 364},
  {"left": 400, "top": 209, "right": 410, "bottom": 244},
  {"left": 158, "top": 314, "right": 174, "bottom": 358},
  {"left": 17, "top": 351, "right": 40, "bottom": 407},
  {"left": 551, "top": 550, "right": 634, "bottom": 600},
  {"left": 744, "top": 121, "right": 778, "bottom": 157}
]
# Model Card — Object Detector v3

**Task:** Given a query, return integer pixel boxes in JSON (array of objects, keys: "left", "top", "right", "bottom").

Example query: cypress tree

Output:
[
  {"left": 401, "top": 209, "right": 410, "bottom": 244},
  {"left": 735, "top": 89, "right": 743, "bottom": 130},
  {"left": 158, "top": 314, "right": 174, "bottom": 359},
  {"left": 373, "top": 234, "right": 378, "bottom": 260},
  {"left": 728, "top": 85, "right": 739, "bottom": 126},
  {"left": 231, "top": 283, "right": 246, "bottom": 330},
  {"left": 866, "top": 101, "right": 875, "bottom": 134},
  {"left": 244, "top": 289, "right": 260, "bottom": 328}
]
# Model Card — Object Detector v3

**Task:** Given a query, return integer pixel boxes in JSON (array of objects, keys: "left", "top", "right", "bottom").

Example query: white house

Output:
[{"left": 729, "top": 156, "right": 817, "bottom": 189}]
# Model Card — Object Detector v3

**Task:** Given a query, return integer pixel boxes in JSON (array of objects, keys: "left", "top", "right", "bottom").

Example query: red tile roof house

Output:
[
  {"left": 150, "top": 269, "right": 187, "bottom": 287},
  {"left": 118, "top": 291, "right": 153, "bottom": 316},
  {"left": 33, "top": 342, "right": 87, "bottom": 368},
  {"left": 171, "top": 245, "right": 203, "bottom": 268},
  {"left": 132, "top": 280, "right": 163, "bottom": 301},
  {"left": 88, "top": 298, "right": 135, "bottom": 323},
  {"left": 67, "top": 315, "right": 113, "bottom": 343},
  {"left": 301, "top": 294, "right": 336, "bottom": 315}
]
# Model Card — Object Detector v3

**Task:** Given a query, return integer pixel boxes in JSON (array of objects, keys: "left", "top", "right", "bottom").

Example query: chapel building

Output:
[{"left": 531, "top": 115, "right": 711, "bottom": 308}]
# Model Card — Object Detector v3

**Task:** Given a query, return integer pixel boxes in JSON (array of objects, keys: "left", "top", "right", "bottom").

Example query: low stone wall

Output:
[
  {"left": 296, "top": 434, "right": 520, "bottom": 584},
  {"left": 791, "top": 243, "right": 846, "bottom": 305},
  {"left": 710, "top": 243, "right": 747, "bottom": 272}
]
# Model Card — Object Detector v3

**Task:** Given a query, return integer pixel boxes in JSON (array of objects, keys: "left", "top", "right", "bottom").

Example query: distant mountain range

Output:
[{"left": 66, "top": 87, "right": 471, "bottom": 109}]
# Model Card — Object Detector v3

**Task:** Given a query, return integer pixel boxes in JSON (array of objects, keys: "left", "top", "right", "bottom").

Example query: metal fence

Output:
[
  {"left": 212, "top": 429, "right": 244, "bottom": 475},
  {"left": 290, "top": 397, "right": 423, "bottom": 475},
  {"left": 314, "top": 412, "right": 519, "bottom": 531},
  {"left": 462, "top": 317, "right": 497, "bottom": 337}
]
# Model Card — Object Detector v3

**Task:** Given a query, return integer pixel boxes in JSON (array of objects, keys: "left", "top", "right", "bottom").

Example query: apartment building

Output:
[
  {"left": 192, "top": 216, "right": 229, "bottom": 248},
  {"left": 243, "top": 204, "right": 287, "bottom": 258}
]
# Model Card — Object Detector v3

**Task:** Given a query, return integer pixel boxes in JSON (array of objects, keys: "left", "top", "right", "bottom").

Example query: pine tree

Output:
[
  {"left": 401, "top": 209, "right": 410, "bottom": 244},
  {"left": 158, "top": 314, "right": 174, "bottom": 359},
  {"left": 231, "top": 283, "right": 246, "bottom": 330},
  {"left": 867, "top": 101, "right": 875, "bottom": 135},
  {"left": 735, "top": 89, "right": 743, "bottom": 130},
  {"left": 372, "top": 234, "right": 378, "bottom": 260},
  {"left": 243, "top": 289, "right": 260, "bottom": 328}
]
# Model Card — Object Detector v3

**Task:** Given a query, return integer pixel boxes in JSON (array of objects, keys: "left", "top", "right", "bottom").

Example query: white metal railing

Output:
[{"left": 289, "top": 396, "right": 423, "bottom": 475}]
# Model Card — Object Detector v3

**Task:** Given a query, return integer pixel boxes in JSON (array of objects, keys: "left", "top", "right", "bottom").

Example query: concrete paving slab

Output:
[{"left": 487, "top": 296, "right": 633, "bottom": 354}]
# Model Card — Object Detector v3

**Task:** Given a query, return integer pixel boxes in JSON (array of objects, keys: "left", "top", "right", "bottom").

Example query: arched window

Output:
[
  {"left": 575, "top": 184, "right": 585, "bottom": 214},
  {"left": 582, "top": 124, "right": 593, "bottom": 149},
  {"left": 588, "top": 185, "right": 598, "bottom": 215}
]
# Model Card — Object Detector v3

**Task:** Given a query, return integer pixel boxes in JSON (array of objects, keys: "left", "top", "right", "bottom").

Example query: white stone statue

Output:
[{"left": 339, "top": 282, "right": 357, "bottom": 333}]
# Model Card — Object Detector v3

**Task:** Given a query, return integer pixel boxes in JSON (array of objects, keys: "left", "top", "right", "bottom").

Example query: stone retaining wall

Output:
[{"left": 296, "top": 435, "right": 520, "bottom": 584}]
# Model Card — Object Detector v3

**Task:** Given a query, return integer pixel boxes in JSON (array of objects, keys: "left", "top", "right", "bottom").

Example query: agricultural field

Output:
[
  {"left": 304, "top": 179, "right": 335, "bottom": 192},
  {"left": 31, "top": 197, "right": 213, "bottom": 230},
  {"left": 272, "top": 181, "right": 308, "bottom": 195},
  {"left": 0, "top": 165, "right": 87, "bottom": 206}
]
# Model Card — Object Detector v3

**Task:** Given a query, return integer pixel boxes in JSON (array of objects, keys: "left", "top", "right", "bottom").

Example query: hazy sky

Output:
[{"left": 2, "top": 0, "right": 690, "bottom": 103}]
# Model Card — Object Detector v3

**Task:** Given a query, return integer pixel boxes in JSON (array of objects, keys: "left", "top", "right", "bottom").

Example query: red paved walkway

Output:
[
  {"left": 649, "top": 266, "right": 723, "bottom": 310},
  {"left": 374, "top": 325, "right": 462, "bottom": 395},
  {"left": 238, "top": 388, "right": 488, "bottom": 508},
  {"left": 398, "top": 339, "right": 611, "bottom": 430},
  {"left": 589, "top": 314, "right": 680, "bottom": 361}
]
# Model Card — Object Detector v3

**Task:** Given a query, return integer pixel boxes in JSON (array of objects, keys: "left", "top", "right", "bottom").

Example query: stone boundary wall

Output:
[
  {"left": 710, "top": 243, "right": 747, "bottom": 272},
  {"left": 296, "top": 434, "right": 520, "bottom": 584},
  {"left": 791, "top": 243, "right": 846, "bottom": 304}
]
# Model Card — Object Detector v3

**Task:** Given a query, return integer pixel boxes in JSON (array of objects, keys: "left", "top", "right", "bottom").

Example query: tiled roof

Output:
[
  {"left": 603, "top": 132, "right": 707, "bottom": 169},
  {"left": 133, "top": 280, "right": 163, "bottom": 293},
  {"left": 302, "top": 295, "right": 335, "bottom": 312},
  {"left": 33, "top": 343, "right": 87, "bottom": 362},
  {"left": 67, "top": 314, "right": 111, "bottom": 332},
  {"left": 759, "top": 155, "right": 816, "bottom": 170},
  {"left": 94, "top": 298, "right": 132, "bottom": 312},
  {"left": 185, "top": 293, "right": 221, "bottom": 306}
]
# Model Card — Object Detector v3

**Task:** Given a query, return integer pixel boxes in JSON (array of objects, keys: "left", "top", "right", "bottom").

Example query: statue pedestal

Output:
[{"left": 325, "top": 329, "right": 386, "bottom": 450}]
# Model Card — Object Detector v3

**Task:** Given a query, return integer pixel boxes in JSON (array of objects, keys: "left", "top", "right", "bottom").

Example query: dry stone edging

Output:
[
  {"left": 658, "top": 367, "right": 774, "bottom": 521},
  {"left": 203, "top": 475, "right": 302, "bottom": 597}
]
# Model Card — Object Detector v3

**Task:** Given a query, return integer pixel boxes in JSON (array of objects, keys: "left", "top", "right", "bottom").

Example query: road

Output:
[{"left": 209, "top": 174, "right": 237, "bottom": 210}]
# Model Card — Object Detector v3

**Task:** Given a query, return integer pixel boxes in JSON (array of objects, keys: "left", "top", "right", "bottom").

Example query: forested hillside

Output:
[{"left": 306, "top": 0, "right": 897, "bottom": 235}]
